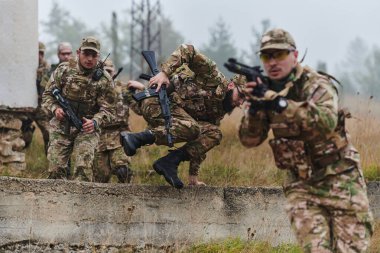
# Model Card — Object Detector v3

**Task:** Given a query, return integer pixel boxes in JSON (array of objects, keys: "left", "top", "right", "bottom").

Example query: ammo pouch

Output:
[
  {"left": 269, "top": 138, "right": 311, "bottom": 179},
  {"left": 309, "top": 138, "right": 346, "bottom": 168}
]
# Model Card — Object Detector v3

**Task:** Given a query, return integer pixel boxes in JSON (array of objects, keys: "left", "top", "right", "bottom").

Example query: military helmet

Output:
[{"left": 259, "top": 28, "right": 296, "bottom": 52}]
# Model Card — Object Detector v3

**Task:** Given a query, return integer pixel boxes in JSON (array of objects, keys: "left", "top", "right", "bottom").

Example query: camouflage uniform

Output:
[
  {"left": 239, "top": 29, "right": 374, "bottom": 252},
  {"left": 21, "top": 42, "right": 51, "bottom": 151},
  {"left": 93, "top": 79, "right": 133, "bottom": 183},
  {"left": 141, "top": 44, "right": 232, "bottom": 177},
  {"left": 33, "top": 55, "right": 51, "bottom": 153},
  {"left": 42, "top": 37, "right": 116, "bottom": 181}
]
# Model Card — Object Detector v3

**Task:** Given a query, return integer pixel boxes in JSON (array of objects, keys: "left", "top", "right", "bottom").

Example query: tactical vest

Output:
[
  {"left": 60, "top": 59, "right": 104, "bottom": 120},
  {"left": 267, "top": 67, "right": 352, "bottom": 179}
]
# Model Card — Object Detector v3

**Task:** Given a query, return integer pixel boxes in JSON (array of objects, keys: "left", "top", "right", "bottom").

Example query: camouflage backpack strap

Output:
[{"left": 317, "top": 70, "right": 342, "bottom": 87}]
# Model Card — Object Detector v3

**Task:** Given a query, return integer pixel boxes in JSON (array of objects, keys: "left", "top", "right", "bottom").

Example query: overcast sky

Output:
[{"left": 38, "top": 0, "right": 380, "bottom": 71}]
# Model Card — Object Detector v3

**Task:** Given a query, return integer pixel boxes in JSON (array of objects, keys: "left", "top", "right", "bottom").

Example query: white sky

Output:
[{"left": 38, "top": 0, "right": 380, "bottom": 71}]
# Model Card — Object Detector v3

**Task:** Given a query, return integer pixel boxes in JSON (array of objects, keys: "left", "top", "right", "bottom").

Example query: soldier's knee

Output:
[
  {"left": 174, "top": 120, "right": 201, "bottom": 140},
  {"left": 187, "top": 123, "right": 201, "bottom": 139}
]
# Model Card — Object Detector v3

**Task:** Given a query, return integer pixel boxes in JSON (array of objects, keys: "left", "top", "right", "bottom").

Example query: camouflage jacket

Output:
[
  {"left": 40, "top": 62, "right": 60, "bottom": 92},
  {"left": 161, "top": 44, "right": 230, "bottom": 125},
  {"left": 239, "top": 63, "right": 359, "bottom": 182},
  {"left": 36, "top": 59, "right": 50, "bottom": 104},
  {"left": 42, "top": 58, "right": 116, "bottom": 129},
  {"left": 98, "top": 80, "right": 131, "bottom": 151}
]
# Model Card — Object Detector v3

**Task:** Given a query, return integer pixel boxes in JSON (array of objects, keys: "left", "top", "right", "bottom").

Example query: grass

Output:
[{"left": 181, "top": 238, "right": 302, "bottom": 253}]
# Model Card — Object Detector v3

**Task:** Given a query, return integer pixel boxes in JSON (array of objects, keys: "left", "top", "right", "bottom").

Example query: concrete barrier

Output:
[{"left": 0, "top": 177, "right": 378, "bottom": 251}]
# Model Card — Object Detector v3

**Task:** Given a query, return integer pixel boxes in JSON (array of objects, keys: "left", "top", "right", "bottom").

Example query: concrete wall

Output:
[
  {"left": 0, "top": 177, "right": 378, "bottom": 251},
  {"left": 0, "top": 0, "right": 38, "bottom": 108}
]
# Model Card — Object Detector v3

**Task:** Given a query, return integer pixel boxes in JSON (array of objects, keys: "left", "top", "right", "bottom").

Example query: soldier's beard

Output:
[{"left": 222, "top": 90, "right": 235, "bottom": 114}]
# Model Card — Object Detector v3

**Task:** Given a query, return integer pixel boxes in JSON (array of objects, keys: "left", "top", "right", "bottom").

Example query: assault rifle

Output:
[
  {"left": 224, "top": 58, "right": 288, "bottom": 114},
  {"left": 133, "top": 51, "right": 173, "bottom": 147},
  {"left": 52, "top": 87, "right": 83, "bottom": 131}
]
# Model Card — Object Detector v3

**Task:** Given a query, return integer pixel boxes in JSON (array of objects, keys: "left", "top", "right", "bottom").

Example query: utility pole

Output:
[{"left": 130, "top": 0, "right": 162, "bottom": 79}]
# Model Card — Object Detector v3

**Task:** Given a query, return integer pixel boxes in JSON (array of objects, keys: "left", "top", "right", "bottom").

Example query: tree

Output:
[
  {"left": 160, "top": 16, "right": 184, "bottom": 62},
  {"left": 242, "top": 19, "right": 272, "bottom": 66},
  {"left": 41, "top": 1, "right": 97, "bottom": 61},
  {"left": 201, "top": 17, "right": 238, "bottom": 78},
  {"left": 336, "top": 37, "right": 372, "bottom": 96},
  {"left": 100, "top": 12, "right": 127, "bottom": 70}
]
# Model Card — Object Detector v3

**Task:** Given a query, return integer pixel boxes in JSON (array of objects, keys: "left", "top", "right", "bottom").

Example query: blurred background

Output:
[{"left": 38, "top": 0, "right": 380, "bottom": 99}]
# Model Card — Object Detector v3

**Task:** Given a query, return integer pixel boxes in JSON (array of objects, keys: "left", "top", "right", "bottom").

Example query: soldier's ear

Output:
[
  {"left": 76, "top": 49, "right": 81, "bottom": 56},
  {"left": 293, "top": 50, "right": 299, "bottom": 61}
]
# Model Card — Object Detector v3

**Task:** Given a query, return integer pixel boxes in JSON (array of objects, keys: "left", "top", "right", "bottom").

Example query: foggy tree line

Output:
[{"left": 41, "top": 1, "right": 379, "bottom": 99}]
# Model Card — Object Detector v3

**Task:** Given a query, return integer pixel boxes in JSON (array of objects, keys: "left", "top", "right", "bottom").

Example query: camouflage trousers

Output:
[
  {"left": 284, "top": 167, "right": 374, "bottom": 253},
  {"left": 47, "top": 119, "right": 99, "bottom": 181},
  {"left": 93, "top": 146, "right": 131, "bottom": 183},
  {"left": 142, "top": 98, "right": 222, "bottom": 176},
  {"left": 33, "top": 108, "right": 50, "bottom": 154}
]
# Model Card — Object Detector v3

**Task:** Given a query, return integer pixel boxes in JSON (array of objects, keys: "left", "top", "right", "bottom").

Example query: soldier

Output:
[
  {"left": 238, "top": 28, "right": 374, "bottom": 252},
  {"left": 93, "top": 59, "right": 134, "bottom": 183},
  {"left": 21, "top": 42, "right": 50, "bottom": 150},
  {"left": 41, "top": 42, "right": 73, "bottom": 89},
  {"left": 42, "top": 36, "right": 116, "bottom": 181},
  {"left": 122, "top": 44, "right": 245, "bottom": 188}
]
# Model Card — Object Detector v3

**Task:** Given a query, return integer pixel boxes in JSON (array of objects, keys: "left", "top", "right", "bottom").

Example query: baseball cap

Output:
[
  {"left": 259, "top": 28, "right": 296, "bottom": 52},
  {"left": 39, "top": 42, "right": 46, "bottom": 52},
  {"left": 80, "top": 36, "right": 100, "bottom": 53}
]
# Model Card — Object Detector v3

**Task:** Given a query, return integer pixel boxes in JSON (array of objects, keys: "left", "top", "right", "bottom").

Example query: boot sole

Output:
[
  {"left": 153, "top": 162, "right": 184, "bottom": 189},
  {"left": 120, "top": 133, "right": 136, "bottom": 156}
]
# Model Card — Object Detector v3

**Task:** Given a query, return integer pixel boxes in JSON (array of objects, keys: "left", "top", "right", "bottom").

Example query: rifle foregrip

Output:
[{"left": 132, "top": 88, "right": 159, "bottom": 102}]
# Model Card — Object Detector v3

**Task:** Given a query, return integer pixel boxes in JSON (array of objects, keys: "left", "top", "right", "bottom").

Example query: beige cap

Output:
[
  {"left": 80, "top": 36, "right": 100, "bottom": 53},
  {"left": 259, "top": 28, "right": 296, "bottom": 52}
]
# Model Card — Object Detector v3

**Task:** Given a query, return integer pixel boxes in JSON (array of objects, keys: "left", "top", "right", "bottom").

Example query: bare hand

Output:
[
  {"left": 127, "top": 80, "right": 145, "bottom": 91},
  {"left": 82, "top": 117, "right": 95, "bottom": 133},
  {"left": 149, "top": 72, "right": 170, "bottom": 92},
  {"left": 188, "top": 175, "right": 206, "bottom": 186},
  {"left": 54, "top": 107, "right": 66, "bottom": 121},
  {"left": 244, "top": 77, "right": 263, "bottom": 100}
]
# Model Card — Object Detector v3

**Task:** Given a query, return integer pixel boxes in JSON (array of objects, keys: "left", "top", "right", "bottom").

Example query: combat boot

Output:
[
  {"left": 120, "top": 130, "right": 155, "bottom": 156},
  {"left": 153, "top": 149, "right": 189, "bottom": 189},
  {"left": 114, "top": 166, "right": 134, "bottom": 183}
]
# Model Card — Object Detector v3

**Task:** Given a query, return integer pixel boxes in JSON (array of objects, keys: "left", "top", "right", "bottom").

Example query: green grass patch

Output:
[
  {"left": 182, "top": 238, "right": 302, "bottom": 253},
  {"left": 363, "top": 164, "right": 380, "bottom": 181}
]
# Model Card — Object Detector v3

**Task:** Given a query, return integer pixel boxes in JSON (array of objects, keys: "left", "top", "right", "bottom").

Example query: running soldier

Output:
[
  {"left": 239, "top": 28, "right": 374, "bottom": 252},
  {"left": 93, "top": 59, "right": 134, "bottom": 183},
  {"left": 42, "top": 36, "right": 116, "bottom": 181}
]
